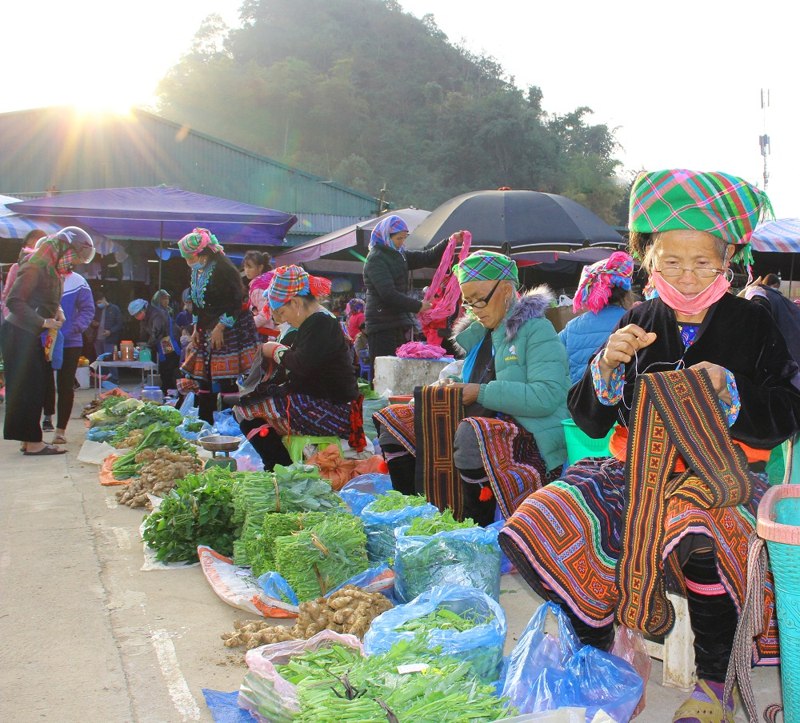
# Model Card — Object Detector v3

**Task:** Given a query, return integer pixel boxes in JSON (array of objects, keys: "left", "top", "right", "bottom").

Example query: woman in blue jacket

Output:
[{"left": 558, "top": 251, "right": 635, "bottom": 384}]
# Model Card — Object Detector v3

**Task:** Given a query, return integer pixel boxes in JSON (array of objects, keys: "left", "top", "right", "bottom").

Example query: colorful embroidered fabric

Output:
[
  {"left": 178, "top": 228, "right": 224, "bottom": 258},
  {"left": 454, "top": 250, "right": 518, "bottom": 286},
  {"left": 572, "top": 251, "right": 634, "bottom": 314},
  {"left": 369, "top": 215, "right": 409, "bottom": 250},
  {"left": 498, "top": 457, "right": 779, "bottom": 662},
  {"left": 267, "top": 265, "right": 332, "bottom": 310},
  {"left": 615, "top": 368, "right": 753, "bottom": 636},
  {"left": 629, "top": 169, "right": 772, "bottom": 246},
  {"left": 180, "top": 313, "right": 258, "bottom": 381}
]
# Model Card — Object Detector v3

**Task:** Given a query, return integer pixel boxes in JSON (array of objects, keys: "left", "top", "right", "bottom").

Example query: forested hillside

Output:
[{"left": 157, "top": 0, "right": 627, "bottom": 220}]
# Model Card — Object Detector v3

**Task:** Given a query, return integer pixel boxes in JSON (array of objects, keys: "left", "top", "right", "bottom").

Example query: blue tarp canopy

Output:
[{"left": 7, "top": 186, "right": 297, "bottom": 246}]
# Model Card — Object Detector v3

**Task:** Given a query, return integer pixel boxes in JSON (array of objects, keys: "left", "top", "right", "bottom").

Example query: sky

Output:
[{"left": 4, "top": 0, "right": 799, "bottom": 216}]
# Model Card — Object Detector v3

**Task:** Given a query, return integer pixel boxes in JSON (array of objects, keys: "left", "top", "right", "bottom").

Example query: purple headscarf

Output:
[{"left": 369, "top": 215, "right": 409, "bottom": 250}]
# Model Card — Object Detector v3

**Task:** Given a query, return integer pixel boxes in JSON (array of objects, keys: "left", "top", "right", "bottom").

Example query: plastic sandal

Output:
[
  {"left": 23, "top": 444, "right": 67, "bottom": 456},
  {"left": 673, "top": 679, "right": 735, "bottom": 722},
  {"left": 51, "top": 435, "right": 67, "bottom": 445}
]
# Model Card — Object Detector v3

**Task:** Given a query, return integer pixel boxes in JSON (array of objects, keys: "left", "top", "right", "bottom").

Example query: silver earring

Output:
[{"left": 724, "top": 268, "right": 734, "bottom": 282}]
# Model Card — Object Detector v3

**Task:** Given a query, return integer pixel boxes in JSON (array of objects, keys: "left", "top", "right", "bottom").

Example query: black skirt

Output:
[{"left": 1, "top": 322, "right": 48, "bottom": 442}]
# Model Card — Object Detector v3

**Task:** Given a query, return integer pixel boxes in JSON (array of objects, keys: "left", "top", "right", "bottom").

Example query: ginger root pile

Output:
[
  {"left": 221, "top": 585, "right": 393, "bottom": 649},
  {"left": 116, "top": 447, "right": 202, "bottom": 508}
]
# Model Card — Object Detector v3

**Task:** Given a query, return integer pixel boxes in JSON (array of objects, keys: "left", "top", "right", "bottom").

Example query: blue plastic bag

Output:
[
  {"left": 86, "top": 426, "right": 117, "bottom": 442},
  {"left": 361, "top": 499, "right": 438, "bottom": 563},
  {"left": 393, "top": 523, "right": 501, "bottom": 602},
  {"left": 176, "top": 409, "right": 213, "bottom": 441},
  {"left": 501, "top": 602, "right": 643, "bottom": 722},
  {"left": 363, "top": 584, "right": 507, "bottom": 682},
  {"left": 256, "top": 571, "right": 299, "bottom": 607},
  {"left": 487, "top": 520, "right": 514, "bottom": 575},
  {"left": 213, "top": 408, "right": 244, "bottom": 438},
  {"left": 179, "top": 391, "right": 196, "bottom": 416},
  {"left": 338, "top": 473, "right": 393, "bottom": 515}
]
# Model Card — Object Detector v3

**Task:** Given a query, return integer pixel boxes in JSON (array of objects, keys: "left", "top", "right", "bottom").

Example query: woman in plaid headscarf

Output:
[
  {"left": 178, "top": 228, "right": 259, "bottom": 423},
  {"left": 499, "top": 170, "right": 800, "bottom": 722},
  {"left": 234, "top": 265, "right": 365, "bottom": 471},
  {"left": 375, "top": 249, "right": 570, "bottom": 525}
]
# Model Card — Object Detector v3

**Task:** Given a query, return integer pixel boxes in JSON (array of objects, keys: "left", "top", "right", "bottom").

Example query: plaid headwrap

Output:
[
  {"left": 573, "top": 251, "right": 634, "bottom": 314},
  {"left": 178, "top": 228, "right": 224, "bottom": 258},
  {"left": 369, "top": 215, "right": 409, "bottom": 249},
  {"left": 629, "top": 169, "right": 772, "bottom": 247},
  {"left": 267, "top": 265, "right": 333, "bottom": 310},
  {"left": 454, "top": 250, "right": 519, "bottom": 287}
]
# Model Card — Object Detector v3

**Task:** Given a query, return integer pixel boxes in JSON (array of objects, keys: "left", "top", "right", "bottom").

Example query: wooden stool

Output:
[
  {"left": 282, "top": 435, "right": 343, "bottom": 464},
  {"left": 642, "top": 593, "right": 695, "bottom": 690}
]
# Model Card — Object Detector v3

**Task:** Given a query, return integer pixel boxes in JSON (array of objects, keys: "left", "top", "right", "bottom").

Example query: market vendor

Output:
[
  {"left": 499, "top": 169, "right": 800, "bottom": 723},
  {"left": 234, "top": 264, "right": 365, "bottom": 471},
  {"left": 178, "top": 228, "right": 259, "bottom": 423},
  {"left": 374, "top": 249, "right": 571, "bottom": 526},
  {"left": 128, "top": 297, "right": 181, "bottom": 397}
]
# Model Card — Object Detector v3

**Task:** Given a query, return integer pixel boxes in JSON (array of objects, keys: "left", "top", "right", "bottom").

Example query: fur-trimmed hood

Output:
[{"left": 452, "top": 285, "right": 555, "bottom": 346}]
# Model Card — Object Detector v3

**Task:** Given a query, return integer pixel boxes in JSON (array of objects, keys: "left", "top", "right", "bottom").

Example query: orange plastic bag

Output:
[
  {"left": 306, "top": 445, "right": 388, "bottom": 491},
  {"left": 99, "top": 454, "right": 129, "bottom": 486}
]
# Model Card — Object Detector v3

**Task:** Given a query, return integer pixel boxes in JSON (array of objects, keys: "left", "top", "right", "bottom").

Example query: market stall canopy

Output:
[
  {"left": 277, "top": 207, "right": 430, "bottom": 264},
  {"left": 0, "top": 194, "right": 61, "bottom": 238},
  {"left": 751, "top": 219, "right": 800, "bottom": 253},
  {"left": 410, "top": 189, "right": 624, "bottom": 254},
  {"left": 7, "top": 186, "right": 297, "bottom": 246}
]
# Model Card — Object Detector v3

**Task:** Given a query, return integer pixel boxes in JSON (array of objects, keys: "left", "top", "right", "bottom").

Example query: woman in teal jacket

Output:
[{"left": 375, "top": 250, "right": 570, "bottom": 525}]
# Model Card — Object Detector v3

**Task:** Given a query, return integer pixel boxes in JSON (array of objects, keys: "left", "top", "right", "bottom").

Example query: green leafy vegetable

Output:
[
  {"left": 111, "top": 423, "right": 191, "bottom": 479},
  {"left": 406, "top": 509, "right": 476, "bottom": 536},
  {"left": 367, "top": 491, "right": 428, "bottom": 513}
]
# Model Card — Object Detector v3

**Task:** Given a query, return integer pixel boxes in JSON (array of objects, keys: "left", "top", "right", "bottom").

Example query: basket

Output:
[
  {"left": 561, "top": 419, "right": 614, "bottom": 464},
  {"left": 757, "top": 484, "right": 800, "bottom": 723}
]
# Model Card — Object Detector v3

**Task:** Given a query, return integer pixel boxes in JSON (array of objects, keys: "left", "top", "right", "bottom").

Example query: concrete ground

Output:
[{"left": 0, "top": 383, "right": 783, "bottom": 722}]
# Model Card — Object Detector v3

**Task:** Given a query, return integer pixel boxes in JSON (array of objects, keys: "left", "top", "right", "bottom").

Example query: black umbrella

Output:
[{"left": 409, "top": 189, "right": 624, "bottom": 253}]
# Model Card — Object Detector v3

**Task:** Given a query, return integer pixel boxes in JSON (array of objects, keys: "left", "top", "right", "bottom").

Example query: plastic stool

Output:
[
  {"left": 642, "top": 593, "right": 695, "bottom": 690},
  {"left": 283, "top": 435, "right": 343, "bottom": 464}
]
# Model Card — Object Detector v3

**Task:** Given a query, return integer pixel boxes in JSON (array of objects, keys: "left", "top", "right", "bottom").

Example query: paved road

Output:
[{"left": 0, "top": 388, "right": 781, "bottom": 721}]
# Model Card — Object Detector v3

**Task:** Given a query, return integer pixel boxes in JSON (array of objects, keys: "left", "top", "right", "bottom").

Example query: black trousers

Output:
[
  {"left": 157, "top": 352, "right": 180, "bottom": 397},
  {"left": 197, "top": 378, "right": 238, "bottom": 424},
  {"left": 43, "top": 346, "right": 82, "bottom": 429},
  {"left": 238, "top": 417, "right": 292, "bottom": 471},
  {"left": 368, "top": 326, "right": 410, "bottom": 373},
  {"left": 1, "top": 323, "right": 47, "bottom": 443}
]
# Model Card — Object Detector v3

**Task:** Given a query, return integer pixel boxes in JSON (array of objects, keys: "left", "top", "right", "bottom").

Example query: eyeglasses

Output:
[
  {"left": 654, "top": 265, "right": 724, "bottom": 279},
  {"left": 462, "top": 279, "right": 501, "bottom": 309}
]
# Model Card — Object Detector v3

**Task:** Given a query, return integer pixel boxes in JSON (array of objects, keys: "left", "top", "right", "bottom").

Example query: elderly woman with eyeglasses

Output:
[
  {"left": 374, "top": 250, "right": 570, "bottom": 525},
  {"left": 500, "top": 170, "right": 800, "bottom": 722}
]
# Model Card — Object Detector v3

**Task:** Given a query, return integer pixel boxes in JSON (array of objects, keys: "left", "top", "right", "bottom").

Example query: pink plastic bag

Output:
[{"left": 610, "top": 626, "right": 651, "bottom": 718}]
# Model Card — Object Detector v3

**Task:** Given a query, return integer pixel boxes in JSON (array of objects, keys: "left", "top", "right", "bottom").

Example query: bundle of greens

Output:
[
  {"left": 405, "top": 508, "right": 476, "bottom": 536},
  {"left": 395, "top": 511, "right": 501, "bottom": 602},
  {"left": 86, "top": 396, "right": 142, "bottom": 426},
  {"left": 111, "top": 424, "right": 192, "bottom": 480},
  {"left": 263, "top": 641, "right": 513, "bottom": 722},
  {"left": 361, "top": 492, "right": 437, "bottom": 563},
  {"left": 243, "top": 511, "right": 329, "bottom": 576},
  {"left": 141, "top": 467, "right": 238, "bottom": 562},
  {"left": 274, "top": 515, "right": 369, "bottom": 601},
  {"left": 110, "top": 403, "right": 183, "bottom": 445},
  {"left": 395, "top": 608, "right": 479, "bottom": 634}
]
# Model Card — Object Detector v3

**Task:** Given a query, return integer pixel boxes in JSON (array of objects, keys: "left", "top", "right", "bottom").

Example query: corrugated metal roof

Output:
[{"left": 0, "top": 107, "right": 378, "bottom": 218}]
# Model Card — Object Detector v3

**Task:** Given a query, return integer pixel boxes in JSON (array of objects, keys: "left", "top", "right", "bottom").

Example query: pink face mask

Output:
[{"left": 651, "top": 271, "right": 730, "bottom": 316}]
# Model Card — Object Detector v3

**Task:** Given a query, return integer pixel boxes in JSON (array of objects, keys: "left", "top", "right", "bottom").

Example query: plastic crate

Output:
[
  {"left": 758, "top": 484, "right": 800, "bottom": 723},
  {"left": 561, "top": 419, "right": 614, "bottom": 464}
]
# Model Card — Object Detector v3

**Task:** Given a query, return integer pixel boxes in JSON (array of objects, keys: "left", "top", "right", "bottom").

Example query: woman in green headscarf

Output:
[
  {"left": 375, "top": 249, "right": 570, "bottom": 526},
  {"left": 499, "top": 170, "right": 800, "bottom": 722}
]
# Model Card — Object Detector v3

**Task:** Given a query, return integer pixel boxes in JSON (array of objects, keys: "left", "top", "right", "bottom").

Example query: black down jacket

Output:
[{"left": 363, "top": 238, "right": 449, "bottom": 334}]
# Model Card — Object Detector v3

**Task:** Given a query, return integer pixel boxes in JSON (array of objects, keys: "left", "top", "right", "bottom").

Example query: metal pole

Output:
[
  {"left": 158, "top": 221, "right": 163, "bottom": 289},
  {"left": 790, "top": 253, "right": 796, "bottom": 299}
]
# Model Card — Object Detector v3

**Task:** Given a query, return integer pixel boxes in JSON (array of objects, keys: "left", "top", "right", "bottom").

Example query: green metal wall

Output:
[{"left": 0, "top": 107, "right": 377, "bottom": 218}]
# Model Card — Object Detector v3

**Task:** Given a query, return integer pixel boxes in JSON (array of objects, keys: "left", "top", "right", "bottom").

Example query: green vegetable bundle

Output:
[
  {"left": 395, "top": 608, "right": 479, "bottom": 634},
  {"left": 247, "top": 511, "right": 329, "bottom": 576},
  {"left": 111, "top": 423, "right": 191, "bottom": 479},
  {"left": 87, "top": 397, "right": 143, "bottom": 426},
  {"left": 406, "top": 508, "right": 476, "bottom": 536},
  {"left": 394, "top": 514, "right": 501, "bottom": 602},
  {"left": 367, "top": 491, "right": 428, "bottom": 513},
  {"left": 141, "top": 467, "right": 238, "bottom": 562},
  {"left": 274, "top": 515, "right": 368, "bottom": 601},
  {"left": 271, "top": 641, "right": 513, "bottom": 722},
  {"left": 110, "top": 403, "right": 183, "bottom": 443}
]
